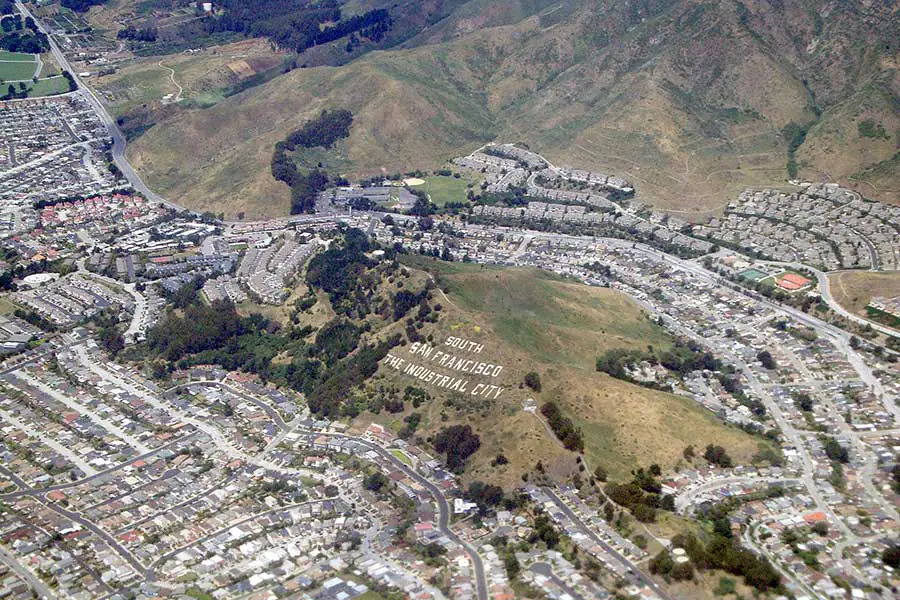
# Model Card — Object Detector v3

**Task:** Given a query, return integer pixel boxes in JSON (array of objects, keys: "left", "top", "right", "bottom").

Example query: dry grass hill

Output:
[
  {"left": 90, "top": 0, "right": 898, "bottom": 218},
  {"left": 360, "top": 257, "right": 769, "bottom": 489}
]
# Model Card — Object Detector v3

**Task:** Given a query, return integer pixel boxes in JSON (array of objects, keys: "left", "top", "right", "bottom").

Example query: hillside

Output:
[
  {"left": 111, "top": 0, "right": 900, "bottom": 218},
  {"left": 362, "top": 257, "right": 767, "bottom": 489},
  {"left": 828, "top": 271, "right": 900, "bottom": 330}
]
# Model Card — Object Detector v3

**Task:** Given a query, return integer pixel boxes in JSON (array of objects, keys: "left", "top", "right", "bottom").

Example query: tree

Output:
[
  {"left": 524, "top": 371, "right": 541, "bottom": 392},
  {"left": 593, "top": 465, "right": 607, "bottom": 482},
  {"left": 363, "top": 471, "right": 388, "bottom": 492},
  {"left": 883, "top": 543, "right": 900, "bottom": 568},
  {"left": 650, "top": 550, "right": 673, "bottom": 575},
  {"left": 540, "top": 402, "right": 584, "bottom": 452},
  {"left": 757, "top": 350, "right": 777, "bottom": 370},
  {"left": 795, "top": 392, "right": 814, "bottom": 412},
  {"left": 466, "top": 481, "right": 503, "bottom": 513},
  {"left": 671, "top": 561, "right": 694, "bottom": 581},
  {"left": 503, "top": 553, "right": 520, "bottom": 578},
  {"left": 821, "top": 436, "right": 849, "bottom": 463},
  {"left": 811, "top": 521, "right": 829, "bottom": 536},
  {"left": 632, "top": 503, "right": 657, "bottom": 523},
  {"left": 433, "top": 425, "right": 481, "bottom": 473},
  {"left": 704, "top": 444, "right": 733, "bottom": 468}
]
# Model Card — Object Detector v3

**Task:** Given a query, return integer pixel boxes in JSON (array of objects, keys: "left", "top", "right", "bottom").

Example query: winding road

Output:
[{"left": 14, "top": 0, "right": 183, "bottom": 212}]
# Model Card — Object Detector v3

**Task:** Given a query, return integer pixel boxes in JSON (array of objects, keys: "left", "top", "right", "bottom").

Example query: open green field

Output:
[
  {"left": 437, "top": 261, "right": 671, "bottom": 365},
  {"left": 0, "top": 57, "right": 36, "bottom": 81},
  {"left": 390, "top": 258, "right": 767, "bottom": 484},
  {"left": 0, "top": 51, "right": 35, "bottom": 62},
  {"left": 390, "top": 448, "right": 412, "bottom": 466},
  {"left": 422, "top": 174, "right": 476, "bottom": 206},
  {"left": 27, "top": 76, "right": 70, "bottom": 97}
]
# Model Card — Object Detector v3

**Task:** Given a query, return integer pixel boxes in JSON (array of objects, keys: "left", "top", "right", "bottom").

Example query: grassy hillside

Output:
[
  {"left": 117, "top": 0, "right": 899, "bottom": 217},
  {"left": 828, "top": 271, "right": 900, "bottom": 324},
  {"left": 364, "top": 258, "right": 766, "bottom": 488}
]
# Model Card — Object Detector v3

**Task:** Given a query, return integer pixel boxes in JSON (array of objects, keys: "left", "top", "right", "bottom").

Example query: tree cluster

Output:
[
  {"left": 61, "top": 0, "right": 107, "bottom": 12},
  {"left": 313, "top": 318, "right": 360, "bottom": 366},
  {"left": 271, "top": 110, "right": 353, "bottom": 213},
  {"left": 464, "top": 481, "right": 503, "bottom": 514},
  {"left": 664, "top": 532, "right": 781, "bottom": 592},
  {"left": 605, "top": 467, "right": 674, "bottom": 523},
  {"left": 0, "top": 29, "right": 49, "bottom": 54},
  {"left": 540, "top": 401, "right": 584, "bottom": 452},
  {"left": 305, "top": 228, "right": 374, "bottom": 315},
  {"left": 528, "top": 513, "right": 560, "bottom": 549},
  {"left": 199, "top": 2, "right": 391, "bottom": 54},
  {"left": 703, "top": 444, "right": 734, "bottom": 468},
  {"left": 524, "top": 371, "right": 541, "bottom": 392},
  {"left": 756, "top": 350, "right": 777, "bottom": 370},
  {"left": 307, "top": 335, "right": 399, "bottom": 417},
  {"left": 117, "top": 25, "right": 158, "bottom": 42},
  {"left": 433, "top": 424, "right": 480, "bottom": 473},
  {"left": 821, "top": 436, "right": 849, "bottom": 463}
]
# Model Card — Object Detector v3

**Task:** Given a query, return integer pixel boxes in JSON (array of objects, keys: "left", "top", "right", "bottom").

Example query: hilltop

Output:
[
  {"left": 360, "top": 257, "right": 767, "bottom": 488},
  {"left": 89, "top": 0, "right": 900, "bottom": 218}
]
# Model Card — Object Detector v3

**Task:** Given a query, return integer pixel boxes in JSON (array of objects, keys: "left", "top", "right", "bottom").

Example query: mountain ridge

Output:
[{"left": 116, "top": 0, "right": 899, "bottom": 218}]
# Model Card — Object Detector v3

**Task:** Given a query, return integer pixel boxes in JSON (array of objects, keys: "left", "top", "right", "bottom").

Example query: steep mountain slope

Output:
[{"left": 125, "top": 0, "right": 900, "bottom": 218}]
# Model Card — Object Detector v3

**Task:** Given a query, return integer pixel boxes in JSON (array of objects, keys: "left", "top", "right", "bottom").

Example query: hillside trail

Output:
[{"left": 158, "top": 60, "right": 183, "bottom": 102}]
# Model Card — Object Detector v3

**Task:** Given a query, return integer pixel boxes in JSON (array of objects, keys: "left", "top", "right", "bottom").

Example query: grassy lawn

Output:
[
  {"left": 390, "top": 448, "right": 412, "bottom": 466},
  {"left": 38, "top": 52, "right": 59, "bottom": 77},
  {"left": 431, "top": 263, "right": 671, "bottom": 367},
  {"left": 25, "top": 76, "right": 71, "bottom": 98},
  {"left": 0, "top": 51, "right": 35, "bottom": 62},
  {"left": 422, "top": 174, "right": 477, "bottom": 206},
  {"left": 0, "top": 58, "right": 37, "bottom": 81}
]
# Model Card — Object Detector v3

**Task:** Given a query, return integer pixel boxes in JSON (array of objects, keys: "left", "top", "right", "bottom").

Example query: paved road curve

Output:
[{"left": 322, "top": 432, "right": 490, "bottom": 600}]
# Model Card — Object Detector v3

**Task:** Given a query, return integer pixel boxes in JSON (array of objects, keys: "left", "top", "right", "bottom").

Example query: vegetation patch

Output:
[{"left": 271, "top": 109, "right": 353, "bottom": 214}]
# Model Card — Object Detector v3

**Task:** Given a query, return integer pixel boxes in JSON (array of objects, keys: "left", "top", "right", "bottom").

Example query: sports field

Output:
[
  {"left": 739, "top": 268, "right": 769, "bottom": 282},
  {"left": 422, "top": 173, "right": 478, "bottom": 206}
]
